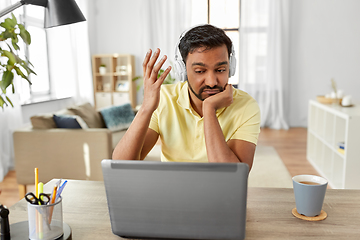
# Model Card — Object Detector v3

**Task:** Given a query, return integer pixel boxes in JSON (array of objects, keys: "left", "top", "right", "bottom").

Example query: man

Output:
[{"left": 113, "top": 24, "right": 260, "bottom": 170}]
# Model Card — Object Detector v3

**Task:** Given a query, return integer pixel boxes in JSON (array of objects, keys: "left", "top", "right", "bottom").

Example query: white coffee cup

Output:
[{"left": 342, "top": 95, "right": 352, "bottom": 106}]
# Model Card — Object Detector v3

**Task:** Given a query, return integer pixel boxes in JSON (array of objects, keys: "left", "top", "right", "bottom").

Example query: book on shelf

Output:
[
  {"left": 337, "top": 148, "right": 345, "bottom": 155},
  {"left": 337, "top": 141, "right": 345, "bottom": 150}
]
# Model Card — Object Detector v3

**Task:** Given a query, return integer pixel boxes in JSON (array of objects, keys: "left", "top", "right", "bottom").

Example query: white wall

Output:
[
  {"left": 288, "top": 0, "right": 360, "bottom": 126},
  {"left": 88, "top": 0, "right": 144, "bottom": 77}
]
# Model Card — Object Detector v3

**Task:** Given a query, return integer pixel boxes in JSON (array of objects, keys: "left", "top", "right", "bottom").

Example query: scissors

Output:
[{"left": 25, "top": 192, "right": 50, "bottom": 205}]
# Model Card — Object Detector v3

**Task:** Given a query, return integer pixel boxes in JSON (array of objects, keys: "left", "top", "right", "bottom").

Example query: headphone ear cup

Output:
[
  {"left": 229, "top": 54, "right": 236, "bottom": 77},
  {"left": 174, "top": 59, "right": 187, "bottom": 82}
]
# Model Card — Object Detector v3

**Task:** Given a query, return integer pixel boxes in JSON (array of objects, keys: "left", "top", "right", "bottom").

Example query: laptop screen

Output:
[{"left": 102, "top": 160, "right": 249, "bottom": 240}]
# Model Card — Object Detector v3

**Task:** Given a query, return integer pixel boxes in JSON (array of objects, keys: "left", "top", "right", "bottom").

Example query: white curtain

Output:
[
  {"left": 70, "top": 0, "right": 94, "bottom": 105},
  {"left": 0, "top": 97, "right": 23, "bottom": 181},
  {"left": 0, "top": 0, "right": 24, "bottom": 181},
  {"left": 140, "top": 0, "right": 192, "bottom": 71},
  {"left": 47, "top": 0, "right": 93, "bottom": 105},
  {"left": 239, "top": 0, "right": 289, "bottom": 129}
]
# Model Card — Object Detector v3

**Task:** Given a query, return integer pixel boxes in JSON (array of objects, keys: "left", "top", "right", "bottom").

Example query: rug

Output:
[
  {"left": 249, "top": 145, "right": 293, "bottom": 188},
  {"left": 145, "top": 145, "right": 293, "bottom": 188}
]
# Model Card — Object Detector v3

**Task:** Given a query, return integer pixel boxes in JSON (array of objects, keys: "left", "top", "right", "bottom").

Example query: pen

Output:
[
  {"left": 48, "top": 185, "right": 58, "bottom": 224},
  {"left": 35, "top": 168, "right": 39, "bottom": 198},
  {"left": 55, "top": 180, "right": 67, "bottom": 202},
  {"left": 49, "top": 179, "right": 61, "bottom": 203},
  {"left": 50, "top": 186, "right": 57, "bottom": 205}
]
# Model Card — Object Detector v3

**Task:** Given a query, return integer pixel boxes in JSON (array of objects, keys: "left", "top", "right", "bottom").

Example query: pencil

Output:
[
  {"left": 35, "top": 168, "right": 39, "bottom": 198},
  {"left": 34, "top": 168, "right": 41, "bottom": 238},
  {"left": 48, "top": 186, "right": 58, "bottom": 224}
]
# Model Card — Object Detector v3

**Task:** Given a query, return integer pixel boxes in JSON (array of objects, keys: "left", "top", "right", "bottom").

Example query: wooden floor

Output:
[
  {"left": 257, "top": 127, "right": 318, "bottom": 177},
  {"left": 0, "top": 127, "right": 318, "bottom": 207}
]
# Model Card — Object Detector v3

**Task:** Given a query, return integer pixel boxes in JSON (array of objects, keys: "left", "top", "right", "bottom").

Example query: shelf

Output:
[
  {"left": 114, "top": 72, "right": 129, "bottom": 76},
  {"left": 308, "top": 130, "right": 345, "bottom": 159},
  {"left": 307, "top": 100, "right": 360, "bottom": 189},
  {"left": 96, "top": 73, "right": 113, "bottom": 77},
  {"left": 95, "top": 91, "right": 112, "bottom": 93},
  {"left": 114, "top": 91, "right": 129, "bottom": 93},
  {"left": 92, "top": 54, "right": 136, "bottom": 109}
]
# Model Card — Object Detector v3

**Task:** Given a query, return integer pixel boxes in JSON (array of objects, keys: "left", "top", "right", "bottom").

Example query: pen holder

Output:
[{"left": 27, "top": 197, "right": 63, "bottom": 240}]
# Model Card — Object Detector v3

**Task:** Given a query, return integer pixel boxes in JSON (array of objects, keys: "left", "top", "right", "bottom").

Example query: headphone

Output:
[{"left": 174, "top": 25, "right": 237, "bottom": 82}]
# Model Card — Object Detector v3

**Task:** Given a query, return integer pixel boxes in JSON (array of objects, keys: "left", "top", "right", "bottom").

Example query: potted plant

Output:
[
  {"left": 0, "top": 13, "right": 35, "bottom": 109},
  {"left": 99, "top": 64, "right": 106, "bottom": 75}
]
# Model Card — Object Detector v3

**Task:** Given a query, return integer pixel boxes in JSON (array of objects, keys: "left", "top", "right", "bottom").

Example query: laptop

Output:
[{"left": 101, "top": 159, "right": 249, "bottom": 240}]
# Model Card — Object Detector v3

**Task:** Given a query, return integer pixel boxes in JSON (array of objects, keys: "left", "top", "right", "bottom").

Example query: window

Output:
[
  {"left": 18, "top": 5, "right": 51, "bottom": 104},
  {"left": 240, "top": 0, "right": 269, "bottom": 85},
  {"left": 191, "top": 0, "right": 240, "bottom": 85}
]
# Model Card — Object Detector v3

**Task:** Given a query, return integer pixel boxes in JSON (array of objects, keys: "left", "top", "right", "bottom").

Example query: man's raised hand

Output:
[{"left": 142, "top": 48, "right": 171, "bottom": 113}]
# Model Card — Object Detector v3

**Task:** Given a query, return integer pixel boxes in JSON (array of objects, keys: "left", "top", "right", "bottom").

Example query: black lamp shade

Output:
[{"left": 44, "top": 0, "right": 86, "bottom": 28}]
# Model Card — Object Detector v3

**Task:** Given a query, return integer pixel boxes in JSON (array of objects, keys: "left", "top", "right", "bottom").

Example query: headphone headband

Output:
[{"left": 174, "top": 25, "right": 236, "bottom": 82}]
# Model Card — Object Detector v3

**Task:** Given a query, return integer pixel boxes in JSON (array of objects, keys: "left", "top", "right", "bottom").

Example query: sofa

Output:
[{"left": 13, "top": 102, "right": 133, "bottom": 198}]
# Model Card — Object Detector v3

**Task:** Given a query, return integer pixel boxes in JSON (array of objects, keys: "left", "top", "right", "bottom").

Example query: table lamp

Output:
[{"left": 0, "top": 0, "right": 86, "bottom": 28}]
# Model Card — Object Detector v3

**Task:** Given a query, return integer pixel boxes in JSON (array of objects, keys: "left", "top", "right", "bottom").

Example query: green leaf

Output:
[
  {"left": 132, "top": 76, "right": 142, "bottom": 81},
  {"left": 1, "top": 71, "right": 14, "bottom": 92},
  {"left": 14, "top": 66, "right": 27, "bottom": 79},
  {"left": 0, "top": 21, "right": 12, "bottom": 30},
  {"left": 11, "top": 13, "right": 18, "bottom": 25},
  {"left": 19, "top": 61, "right": 36, "bottom": 77},
  {"left": 2, "top": 50, "right": 16, "bottom": 65},
  {"left": 0, "top": 95, "right": 6, "bottom": 108},
  {"left": 1, "top": 30, "right": 12, "bottom": 39},
  {"left": 6, "top": 95, "right": 13, "bottom": 107},
  {"left": 18, "top": 24, "right": 31, "bottom": 45},
  {"left": 12, "top": 37, "right": 20, "bottom": 50},
  {"left": 12, "top": 83, "right": 15, "bottom": 94},
  {"left": 4, "top": 18, "right": 16, "bottom": 29}
]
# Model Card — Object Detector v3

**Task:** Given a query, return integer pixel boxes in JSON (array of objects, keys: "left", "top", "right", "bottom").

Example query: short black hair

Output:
[{"left": 178, "top": 24, "right": 233, "bottom": 64}]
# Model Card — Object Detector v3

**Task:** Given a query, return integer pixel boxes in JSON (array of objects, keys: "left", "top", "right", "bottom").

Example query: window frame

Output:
[
  {"left": 207, "top": 0, "right": 241, "bottom": 87},
  {"left": 20, "top": 6, "right": 52, "bottom": 104}
]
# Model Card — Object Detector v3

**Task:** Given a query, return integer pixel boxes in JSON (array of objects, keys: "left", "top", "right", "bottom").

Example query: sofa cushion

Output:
[
  {"left": 100, "top": 103, "right": 134, "bottom": 132},
  {"left": 53, "top": 115, "right": 89, "bottom": 129},
  {"left": 31, "top": 109, "right": 75, "bottom": 129},
  {"left": 68, "top": 102, "right": 105, "bottom": 128}
]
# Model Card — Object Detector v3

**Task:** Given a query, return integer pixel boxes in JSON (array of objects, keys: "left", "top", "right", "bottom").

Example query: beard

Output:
[{"left": 187, "top": 81, "right": 225, "bottom": 101}]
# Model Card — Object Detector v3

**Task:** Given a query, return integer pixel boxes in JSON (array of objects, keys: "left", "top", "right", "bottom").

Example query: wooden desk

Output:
[{"left": 9, "top": 179, "right": 360, "bottom": 239}]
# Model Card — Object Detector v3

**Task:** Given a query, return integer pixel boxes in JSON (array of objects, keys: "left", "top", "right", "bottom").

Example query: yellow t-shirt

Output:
[{"left": 149, "top": 82, "right": 261, "bottom": 162}]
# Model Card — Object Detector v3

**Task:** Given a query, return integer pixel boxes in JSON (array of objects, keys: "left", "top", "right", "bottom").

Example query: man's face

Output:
[{"left": 185, "top": 44, "right": 229, "bottom": 102}]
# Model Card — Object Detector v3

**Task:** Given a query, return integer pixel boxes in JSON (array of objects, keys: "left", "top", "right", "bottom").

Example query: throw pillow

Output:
[
  {"left": 30, "top": 109, "right": 75, "bottom": 129},
  {"left": 31, "top": 113, "right": 57, "bottom": 129},
  {"left": 100, "top": 103, "right": 135, "bottom": 132},
  {"left": 68, "top": 102, "right": 105, "bottom": 128},
  {"left": 53, "top": 115, "right": 89, "bottom": 129}
]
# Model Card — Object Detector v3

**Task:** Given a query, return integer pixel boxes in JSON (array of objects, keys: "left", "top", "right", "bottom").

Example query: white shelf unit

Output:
[{"left": 307, "top": 100, "right": 360, "bottom": 189}]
